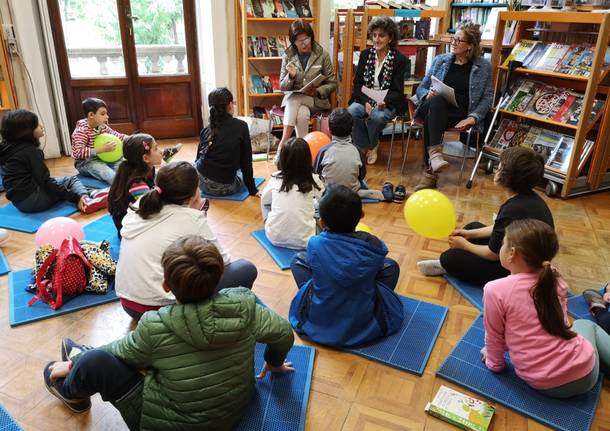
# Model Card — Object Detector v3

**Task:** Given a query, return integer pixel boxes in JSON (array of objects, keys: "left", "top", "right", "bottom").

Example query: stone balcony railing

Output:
[{"left": 67, "top": 44, "right": 187, "bottom": 76}]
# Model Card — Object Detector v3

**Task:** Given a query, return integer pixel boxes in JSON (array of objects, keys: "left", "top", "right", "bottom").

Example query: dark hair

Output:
[
  {"left": 329, "top": 108, "right": 353, "bottom": 138},
  {"left": 504, "top": 219, "right": 574, "bottom": 340},
  {"left": 319, "top": 184, "right": 362, "bottom": 233},
  {"left": 496, "top": 146, "right": 544, "bottom": 194},
  {"left": 208, "top": 87, "right": 233, "bottom": 140},
  {"left": 288, "top": 19, "right": 315, "bottom": 45},
  {"left": 368, "top": 16, "right": 400, "bottom": 50},
  {"left": 137, "top": 161, "right": 199, "bottom": 219},
  {"left": 278, "top": 137, "right": 321, "bottom": 194},
  {"left": 161, "top": 236, "right": 224, "bottom": 304},
  {"left": 0, "top": 109, "right": 40, "bottom": 143},
  {"left": 82, "top": 98, "right": 107, "bottom": 116},
  {"left": 108, "top": 133, "right": 155, "bottom": 217}
]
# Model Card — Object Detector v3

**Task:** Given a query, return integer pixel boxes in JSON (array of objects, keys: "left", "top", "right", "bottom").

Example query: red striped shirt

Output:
[{"left": 71, "top": 119, "right": 126, "bottom": 160}]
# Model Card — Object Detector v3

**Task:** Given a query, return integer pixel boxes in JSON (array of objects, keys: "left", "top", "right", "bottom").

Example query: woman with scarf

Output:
[{"left": 348, "top": 16, "right": 407, "bottom": 165}]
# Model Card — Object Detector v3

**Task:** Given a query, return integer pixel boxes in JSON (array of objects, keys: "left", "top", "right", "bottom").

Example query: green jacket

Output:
[{"left": 98, "top": 288, "right": 294, "bottom": 430}]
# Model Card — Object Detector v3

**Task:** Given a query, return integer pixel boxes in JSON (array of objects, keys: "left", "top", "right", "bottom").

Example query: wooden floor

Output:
[{"left": 0, "top": 136, "right": 609, "bottom": 431}]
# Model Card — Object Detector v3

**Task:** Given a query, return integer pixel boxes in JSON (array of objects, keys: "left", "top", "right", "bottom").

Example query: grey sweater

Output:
[{"left": 313, "top": 136, "right": 365, "bottom": 192}]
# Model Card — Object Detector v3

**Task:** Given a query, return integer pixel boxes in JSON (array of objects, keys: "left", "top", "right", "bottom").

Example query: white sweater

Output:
[
  {"left": 115, "top": 204, "right": 231, "bottom": 306},
  {"left": 261, "top": 172, "right": 324, "bottom": 249}
]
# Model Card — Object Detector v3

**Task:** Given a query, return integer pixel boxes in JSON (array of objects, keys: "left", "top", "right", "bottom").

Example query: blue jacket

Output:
[
  {"left": 415, "top": 53, "right": 493, "bottom": 132},
  {"left": 289, "top": 231, "right": 404, "bottom": 347}
]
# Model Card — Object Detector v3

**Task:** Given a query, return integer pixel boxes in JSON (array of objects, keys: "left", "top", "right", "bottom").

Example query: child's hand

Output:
[
  {"left": 77, "top": 196, "right": 86, "bottom": 213},
  {"left": 365, "top": 102, "right": 373, "bottom": 115},
  {"left": 480, "top": 347, "right": 487, "bottom": 363},
  {"left": 451, "top": 228, "right": 468, "bottom": 239},
  {"left": 256, "top": 361, "right": 295, "bottom": 379},
  {"left": 448, "top": 235, "right": 469, "bottom": 250},
  {"left": 50, "top": 361, "right": 72, "bottom": 380},
  {"left": 100, "top": 141, "right": 117, "bottom": 153}
]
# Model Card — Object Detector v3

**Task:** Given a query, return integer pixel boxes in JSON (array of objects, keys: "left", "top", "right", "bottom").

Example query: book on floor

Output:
[{"left": 425, "top": 385, "right": 495, "bottom": 431}]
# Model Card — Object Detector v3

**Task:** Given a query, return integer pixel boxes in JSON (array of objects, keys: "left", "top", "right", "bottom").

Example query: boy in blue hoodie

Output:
[{"left": 289, "top": 185, "right": 404, "bottom": 347}]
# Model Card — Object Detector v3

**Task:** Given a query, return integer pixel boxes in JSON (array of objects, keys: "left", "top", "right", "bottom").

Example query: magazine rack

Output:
[
  {"left": 234, "top": 0, "right": 320, "bottom": 115},
  {"left": 472, "top": 11, "right": 610, "bottom": 197}
]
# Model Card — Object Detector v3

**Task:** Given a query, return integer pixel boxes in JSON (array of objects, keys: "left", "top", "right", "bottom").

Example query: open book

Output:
[{"left": 281, "top": 73, "right": 325, "bottom": 106}]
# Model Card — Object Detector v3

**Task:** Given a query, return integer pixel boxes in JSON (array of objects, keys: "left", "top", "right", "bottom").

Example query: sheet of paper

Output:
[
  {"left": 431, "top": 76, "right": 458, "bottom": 108},
  {"left": 361, "top": 86, "right": 389, "bottom": 105}
]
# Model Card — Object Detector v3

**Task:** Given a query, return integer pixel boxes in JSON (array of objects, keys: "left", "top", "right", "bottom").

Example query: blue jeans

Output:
[
  {"left": 14, "top": 176, "right": 88, "bottom": 213},
  {"left": 216, "top": 258, "right": 258, "bottom": 291},
  {"left": 75, "top": 158, "right": 121, "bottom": 185},
  {"left": 198, "top": 169, "right": 244, "bottom": 196},
  {"left": 291, "top": 252, "right": 399, "bottom": 291},
  {"left": 347, "top": 102, "right": 396, "bottom": 151}
]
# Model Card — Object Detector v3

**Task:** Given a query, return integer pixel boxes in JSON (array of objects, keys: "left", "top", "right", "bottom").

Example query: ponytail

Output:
[
  {"left": 137, "top": 161, "right": 199, "bottom": 219},
  {"left": 207, "top": 87, "right": 233, "bottom": 140},
  {"left": 505, "top": 219, "right": 575, "bottom": 340}
]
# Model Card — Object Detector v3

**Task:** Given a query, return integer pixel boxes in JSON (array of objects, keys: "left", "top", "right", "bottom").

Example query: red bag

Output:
[{"left": 29, "top": 236, "right": 92, "bottom": 310}]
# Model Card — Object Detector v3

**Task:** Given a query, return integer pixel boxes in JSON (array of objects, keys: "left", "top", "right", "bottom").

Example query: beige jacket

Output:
[{"left": 280, "top": 41, "right": 337, "bottom": 111}]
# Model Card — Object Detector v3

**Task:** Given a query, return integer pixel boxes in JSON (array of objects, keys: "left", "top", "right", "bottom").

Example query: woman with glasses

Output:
[
  {"left": 278, "top": 20, "right": 337, "bottom": 161},
  {"left": 348, "top": 16, "right": 407, "bottom": 165},
  {"left": 412, "top": 22, "right": 492, "bottom": 190}
]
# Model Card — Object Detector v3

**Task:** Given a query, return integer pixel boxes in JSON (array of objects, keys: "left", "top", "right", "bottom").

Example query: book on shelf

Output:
[
  {"left": 522, "top": 43, "right": 548, "bottom": 69},
  {"left": 261, "top": 0, "right": 275, "bottom": 17},
  {"left": 295, "top": 0, "right": 313, "bottom": 17},
  {"left": 501, "top": 40, "right": 539, "bottom": 67},
  {"left": 425, "top": 385, "right": 495, "bottom": 431},
  {"left": 481, "top": 7, "right": 507, "bottom": 41},
  {"left": 535, "top": 43, "right": 572, "bottom": 72},
  {"left": 546, "top": 136, "right": 596, "bottom": 174},
  {"left": 273, "top": 0, "right": 286, "bottom": 17},
  {"left": 267, "top": 37, "right": 279, "bottom": 56},
  {"left": 250, "top": 0, "right": 264, "bottom": 17},
  {"left": 282, "top": 0, "right": 299, "bottom": 17},
  {"left": 521, "top": 126, "right": 563, "bottom": 163},
  {"left": 415, "top": 18, "right": 431, "bottom": 40},
  {"left": 488, "top": 119, "right": 531, "bottom": 152}
]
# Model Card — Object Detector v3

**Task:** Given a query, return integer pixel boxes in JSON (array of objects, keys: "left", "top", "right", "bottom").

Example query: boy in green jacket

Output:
[{"left": 43, "top": 235, "right": 295, "bottom": 430}]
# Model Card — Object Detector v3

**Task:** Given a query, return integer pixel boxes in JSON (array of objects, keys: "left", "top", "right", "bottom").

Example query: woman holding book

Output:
[
  {"left": 348, "top": 16, "right": 407, "bottom": 165},
  {"left": 277, "top": 20, "right": 337, "bottom": 163},
  {"left": 413, "top": 22, "right": 492, "bottom": 190}
]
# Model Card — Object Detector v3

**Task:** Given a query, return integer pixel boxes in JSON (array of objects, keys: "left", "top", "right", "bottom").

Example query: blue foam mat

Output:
[
  {"left": 0, "top": 201, "right": 78, "bottom": 233},
  {"left": 343, "top": 296, "right": 448, "bottom": 375},
  {"left": 0, "top": 174, "right": 4, "bottom": 193},
  {"left": 83, "top": 214, "right": 121, "bottom": 260},
  {"left": 236, "top": 344, "right": 315, "bottom": 431},
  {"left": 444, "top": 274, "right": 484, "bottom": 311},
  {"left": 251, "top": 229, "right": 303, "bottom": 270},
  {"left": 202, "top": 177, "right": 265, "bottom": 201},
  {"left": 437, "top": 315, "right": 602, "bottom": 431},
  {"left": 0, "top": 404, "right": 22, "bottom": 431},
  {"left": 76, "top": 175, "right": 109, "bottom": 190},
  {"left": 0, "top": 250, "right": 9, "bottom": 275},
  {"left": 567, "top": 290, "right": 600, "bottom": 321},
  {"left": 9, "top": 269, "right": 119, "bottom": 327},
  {"left": 361, "top": 197, "right": 379, "bottom": 204}
]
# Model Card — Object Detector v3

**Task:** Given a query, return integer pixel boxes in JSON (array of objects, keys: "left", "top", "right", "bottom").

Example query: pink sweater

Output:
[{"left": 483, "top": 272, "right": 595, "bottom": 390}]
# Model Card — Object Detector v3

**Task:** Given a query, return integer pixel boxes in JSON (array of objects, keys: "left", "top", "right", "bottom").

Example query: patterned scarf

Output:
[{"left": 363, "top": 47, "right": 396, "bottom": 105}]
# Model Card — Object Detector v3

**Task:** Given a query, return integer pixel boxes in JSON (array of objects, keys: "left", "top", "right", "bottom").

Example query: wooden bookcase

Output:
[
  {"left": 0, "top": 25, "right": 17, "bottom": 112},
  {"left": 445, "top": 1, "right": 509, "bottom": 34},
  {"left": 488, "top": 11, "right": 610, "bottom": 197},
  {"left": 234, "top": 0, "right": 320, "bottom": 116}
]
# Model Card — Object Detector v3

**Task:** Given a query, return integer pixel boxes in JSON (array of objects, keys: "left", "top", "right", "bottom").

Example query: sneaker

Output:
[
  {"left": 61, "top": 338, "right": 92, "bottom": 362},
  {"left": 393, "top": 185, "right": 407, "bottom": 203},
  {"left": 366, "top": 147, "right": 378, "bottom": 165},
  {"left": 90, "top": 187, "right": 109, "bottom": 200},
  {"left": 80, "top": 195, "right": 108, "bottom": 214},
  {"left": 583, "top": 289, "right": 606, "bottom": 314},
  {"left": 382, "top": 182, "right": 394, "bottom": 202},
  {"left": 0, "top": 228, "right": 8, "bottom": 246},
  {"left": 43, "top": 362, "right": 91, "bottom": 413},
  {"left": 162, "top": 143, "right": 183, "bottom": 163},
  {"left": 417, "top": 259, "right": 446, "bottom": 276}
]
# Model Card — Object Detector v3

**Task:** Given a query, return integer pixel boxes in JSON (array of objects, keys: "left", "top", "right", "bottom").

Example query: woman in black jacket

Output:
[
  {"left": 0, "top": 109, "right": 107, "bottom": 214},
  {"left": 348, "top": 16, "right": 407, "bottom": 165}
]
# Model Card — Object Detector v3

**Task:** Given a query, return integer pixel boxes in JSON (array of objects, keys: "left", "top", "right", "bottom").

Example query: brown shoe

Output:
[
  {"left": 414, "top": 169, "right": 438, "bottom": 192},
  {"left": 428, "top": 145, "right": 449, "bottom": 173}
]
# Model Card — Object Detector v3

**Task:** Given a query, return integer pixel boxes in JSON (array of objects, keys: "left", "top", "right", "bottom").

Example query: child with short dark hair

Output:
[
  {"left": 43, "top": 235, "right": 295, "bottom": 430},
  {"left": 482, "top": 219, "right": 609, "bottom": 398},
  {"left": 417, "top": 146, "right": 554, "bottom": 286},
  {"left": 288, "top": 184, "right": 404, "bottom": 347},
  {"left": 314, "top": 108, "right": 395, "bottom": 202},
  {"left": 0, "top": 109, "right": 107, "bottom": 214},
  {"left": 261, "top": 137, "right": 324, "bottom": 249}
]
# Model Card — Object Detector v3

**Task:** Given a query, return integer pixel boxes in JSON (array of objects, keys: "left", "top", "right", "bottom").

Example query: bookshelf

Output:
[
  {"left": 0, "top": 25, "right": 17, "bottom": 112},
  {"left": 484, "top": 11, "right": 610, "bottom": 198},
  {"left": 234, "top": 0, "right": 320, "bottom": 115},
  {"left": 445, "top": 0, "right": 509, "bottom": 34}
]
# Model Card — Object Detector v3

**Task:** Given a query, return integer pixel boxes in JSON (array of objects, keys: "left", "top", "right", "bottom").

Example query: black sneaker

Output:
[
  {"left": 162, "top": 143, "right": 183, "bottom": 163},
  {"left": 43, "top": 362, "right": 91, "bottom": 413},
  {"left": 393, "top": 185, "right": 407, "bottom": 203},
  {"left": 61, "top": 338, "right": 92, "bottom": 362},
  {"left": 382, "top": 182, "right": 394, "bottom": 202}
]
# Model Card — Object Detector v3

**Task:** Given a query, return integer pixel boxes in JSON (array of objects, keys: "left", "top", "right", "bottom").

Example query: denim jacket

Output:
[{"left": 415, "top": 53, "right": 493, "bottom": 132}]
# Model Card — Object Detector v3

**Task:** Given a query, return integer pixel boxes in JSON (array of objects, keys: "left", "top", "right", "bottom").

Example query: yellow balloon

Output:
[
  {"left": 403, "top": 189, "right": 456, "bottom": 239},
  {"left": 356, "top": 222, "right": 373, "bottom": 234}
]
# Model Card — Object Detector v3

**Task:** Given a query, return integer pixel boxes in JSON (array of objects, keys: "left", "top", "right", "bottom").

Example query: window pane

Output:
[
  {"left": 130, "top": 0, "right": 189, "bottom": 76},
  {"left": 59, "top": 0, "right": 126, "bottom": 78}
]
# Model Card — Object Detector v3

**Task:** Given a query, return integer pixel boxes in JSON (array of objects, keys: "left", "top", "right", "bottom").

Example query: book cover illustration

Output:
[
  {"left": 521, "top": 127, "right": 562, "bottom": 162},
  {"left": 267, "top": 37, "right": 279, "bottom": 57},
  {"left": 251, "top": 0, "right": 264, "bottom": 17},
  {"left": 504, "top": 80, "right": 541, "bottom": 113},
  {"left": 276, "top": 36, "right": 288, "bottom": 55},
  {"left": 282, "top": 0, "right": 299, "bottom": 17},
  {"left": 273, "top": 0, "right": 286, "bottom": 17},
  {"left": 425, "top": 385, "right": 495, "bottom": 431},
  {"left": 295, "top": 0, "right": 312, "bottom": 17},
  {"left": 250, "top": 75, "right": 266, "bottom": 94},
  {"left": 522, "top": 43, "right": 549, "bottom": 69},
  {"left": 535, "top": 43, "right": 571, "bottom": 72},
  {"left": 570, "top": 48, "right": 594, "bottom": 76},
  {"left": 502, "top": 40, "right": 538, "bottom": 67},
  {"left": 546, "top": 137, "right": 574, "bottom": 173},
  {"left": 488, "top": 119, "right": 530, "bottom": 151},
  {"left": 556, "top": 45, "right": 587, "bottom": 75},
  {"left": 261, "top": 0, "right": 275, "bottom": 17}
]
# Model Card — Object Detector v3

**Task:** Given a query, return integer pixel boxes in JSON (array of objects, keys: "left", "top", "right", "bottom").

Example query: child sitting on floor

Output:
[
  {"left": 261, "top": 137, "right": 324, "bottom": 249},
  {"left": 43, "top": 235, "right": 295, "bottom": 430},
  {"left": 417, "top": 146, "right": 554, "bottom": 287},
  {"left": 108, "top": 133, "right": 162, "bottom": 236},
  {"left": 115, "top": 161, "right": 258, "bottom": 321},
  {"left": 288, "top": 184, "right": 404, "bottom": 347},
  {"left": 313, "top": 108, "right": 395, "bottom": 202},
  {"left": 582, "top": 282, "right": 610, "bottom": 335},
  {"left": 482, "top": 219, "right": 609, "bottom": 398},
  {"left": 0, "top": 109, "right": 107, "bottom": 214}
]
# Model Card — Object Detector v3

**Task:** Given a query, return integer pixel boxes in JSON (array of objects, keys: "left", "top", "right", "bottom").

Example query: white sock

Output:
[{"left": 417, "top": 259, "right": 446, "bottom": 276}]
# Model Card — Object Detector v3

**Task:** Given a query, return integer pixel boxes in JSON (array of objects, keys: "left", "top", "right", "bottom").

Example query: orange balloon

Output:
[{"left": 304, "top": 131, "right": 331, "bottom": 163}]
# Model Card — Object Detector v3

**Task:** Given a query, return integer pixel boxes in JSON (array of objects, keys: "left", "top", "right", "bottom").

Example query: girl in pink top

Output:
[{"left": 482, "top": 219, "right": 610, "bottom": 398}]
